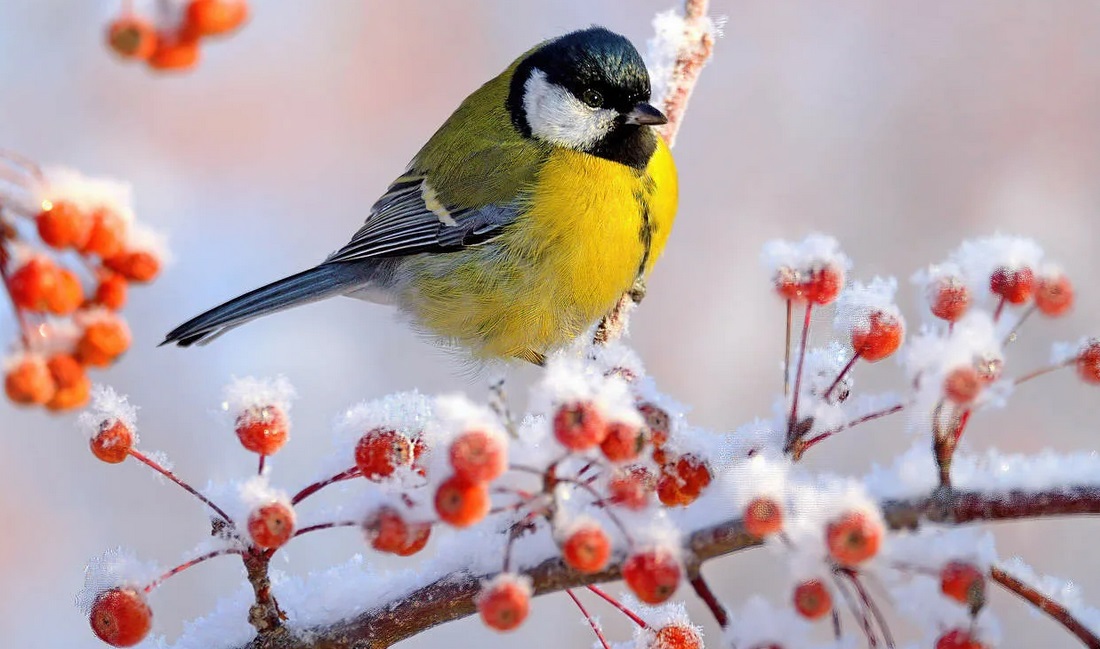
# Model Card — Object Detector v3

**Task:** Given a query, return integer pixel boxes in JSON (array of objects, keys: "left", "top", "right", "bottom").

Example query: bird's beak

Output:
[{"left": 624, "top": 102, "right": 668, "bottom": 126}]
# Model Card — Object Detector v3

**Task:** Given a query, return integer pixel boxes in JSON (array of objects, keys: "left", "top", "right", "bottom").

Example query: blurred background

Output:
[{"left": 2, "top": 0, "right": 1099, "bottom": 647}]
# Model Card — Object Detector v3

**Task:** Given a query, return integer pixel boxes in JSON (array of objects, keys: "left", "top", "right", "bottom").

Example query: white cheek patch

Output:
[{"left": 523, "top": 68, "right": 618, "bottom": 150}]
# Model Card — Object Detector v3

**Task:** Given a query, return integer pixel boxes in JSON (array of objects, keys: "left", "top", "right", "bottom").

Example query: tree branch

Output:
[
  {"left": 240, "top": 485, "right": 1100, "bottom": 649},
  {"left": 991, "top": 564, "right": 1100, "bottom": 649}
]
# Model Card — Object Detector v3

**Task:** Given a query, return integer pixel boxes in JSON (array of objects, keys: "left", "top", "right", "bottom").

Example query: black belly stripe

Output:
[{"left": 634, "top": 173, "right": 657, "bottom": 280}]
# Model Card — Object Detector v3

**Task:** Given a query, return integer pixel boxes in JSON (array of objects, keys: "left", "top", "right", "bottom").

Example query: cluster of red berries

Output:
[
  {"left": 773, "top": 260, "right": 845, "bottom": 306},
  {"left": 925, "top": 263, "right": 1074, "bottom": 324},
  {"left": 106, "top": 0, "right": 249, "bottom": 72},
  {"left": 2, "top": 167, "right": 160, "bottom": 412}
]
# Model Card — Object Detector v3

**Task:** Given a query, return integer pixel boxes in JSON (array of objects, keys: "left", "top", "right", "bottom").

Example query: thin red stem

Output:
[
  {"left": 689, "top": 570, "right": 728, "bottom": 627},
  {"left": 843, "top": 569, "right": 895, "bottom": 649},
  {"left": 566, "top": 589, "right": 611, "bottom": 649},
  {"left": 952, "top": 409, "right": 972, "bottom": 445},
  {"left": 799, "top": 403, "right": 906, "bottom": 453},
  {"left": 823, "top": 351, "right": 861, "bottom": 402},
  {"left": 143, "top": 548, "right": 241, "bottom": 593},
  {"left": 991, "top": 564, "right": 1100, "bottom": 648},
  {"left": 293, "top": 520, "right": 359, "bottom": 538},
  {"left": 128, "top": 449, "right": 233, "bottom": 524},
  {"left": 1015, "top": 359, "right": 1073, "bottom": 386},
  {"left": 831, "top": 572, "right": 878, "bottom": 647},
  {"left": 291, "top": 466, "right": 360, "bottom": 505},
  {"left": 784, "top": 299, "right": 793, "bottom": 396},
  {"left": 993, "top": 296, "right": 1007, "bottom": 323},
  {"left": 787, "top": 303, "right": 814, "bottom": 441},
  {"left": 585, "top": 585, "right": 652, "bottom": 630}
]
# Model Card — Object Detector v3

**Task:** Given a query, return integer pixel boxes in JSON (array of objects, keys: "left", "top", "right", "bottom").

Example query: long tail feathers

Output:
[{"left": 161, "top": 264, "right": 366, "bottom": 347}]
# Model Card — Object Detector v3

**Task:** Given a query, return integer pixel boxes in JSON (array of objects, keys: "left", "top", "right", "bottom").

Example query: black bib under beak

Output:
[{"left": 624, "top": 102, "right": 668, "bottom": 126}]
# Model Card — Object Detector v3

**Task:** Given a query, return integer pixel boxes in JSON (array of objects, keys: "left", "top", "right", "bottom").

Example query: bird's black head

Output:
[{"left": 507, "top": 27, "right": 666, "bottom": 169}]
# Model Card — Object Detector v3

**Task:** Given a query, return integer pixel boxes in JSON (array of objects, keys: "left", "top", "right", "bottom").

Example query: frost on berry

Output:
[
  {"left": 608, "top": 465, "right": 656, "bottom": 510},
  {"left": 638, "top": 401, "right": 671, "bottom": 448},
  {"left": 476, "top": 573, "right": 532, "bottom": 632},
  {"left": 656, "top": 454, "right": 712, "bottom": 506},
  {"left": 989, "top": 265, "right": 1034, "bottom": 304},
  {"left": 559, "top": 520, "right": 611, "bottom": 574},
  {"left": 836, "top": 277, "right": 905, "bottom": 362},
  {"left": 89, "top": 588, "right": 152, "bottom": 647},
  {"left": 623, "top": 547, "right": 682, "bottom": 604},
  {"left": 553, "top": 401, "right": 608, "bottom": 450},
  {"left": 356, "top": 428, "right": 414, "bottom": 480},
  {"left": 434, "top": 475, "right": 490, "bottom": 527},
  {"left": 650, "top": 623, "right": 703, "bottom": 649},
  {"left": 449, "top": 428, "right": 507, "bottom": 484},
  {"left": 744, "top": 497, "right": 783, "bottom": 538},
  {"left": 1075, "top": 339, "right": 1100, "bottom": 385},
  {"left": 826, "top": 511, "right": 883, "bottom": 567},
  {"left": 364, "top": 507, "right": 431, "bottom": 556},
  {"left": 943, "top": 366, "right": 983, "bottom": 405},
  {"left": 919, "top": 265, "right": 971, "bottom": 323},
  {"left": 600, "top": 420, "right": 646, "bottom": 462},
  {"left": 247, "top": 501, "right": 296, "bottom": 550},
  {"left": 91, "top": 420, "right": 135, "bottom": 464},
  {"left": 792, "top": 579, "right": 831, "bottom": 620},
  {"left": 235, "top": 404, "right": 289, "bottom": 456},
  {"left": 761, "top": 234, "right": 850, "bottom": 305}
]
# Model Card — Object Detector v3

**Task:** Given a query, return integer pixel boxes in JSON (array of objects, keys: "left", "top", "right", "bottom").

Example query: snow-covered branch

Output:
[{"left": 235, "top": 485, "right": 1100, "bottom": 649}]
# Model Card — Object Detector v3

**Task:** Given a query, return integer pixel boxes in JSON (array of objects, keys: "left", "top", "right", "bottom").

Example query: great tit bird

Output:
[{"left": 163, "top": 27, "right": 678, "bottom": 364}]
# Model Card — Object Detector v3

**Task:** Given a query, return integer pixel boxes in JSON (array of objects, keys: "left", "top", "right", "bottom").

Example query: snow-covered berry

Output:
[
  {"left": 1035, "top": 273, "right": 1073, "bottom": 317},
  {"left": 1077, "top": 340, "right": 1100, "bottom": 385},
  {"left": 600, "top": 420, "right": 645, "bottom": 462},
  {"left": 355, "top": 428, "right": 413, "bottom": 480},
  {"left": 247, "top": 501, "right": 296, "bottom": 550},
  {"left": 476, "top": 574, "right": 531, "bottom": 632},
  {"left": 651, "top": 624, "right": 703, "bottom": 649},
  {"left": 943, "top": 366, "right": 983, "bottom": 405},
  {"left": 449, "top": 429, "right": 506, "bottom": 484},
  {"left": 744, "top": 497, "right": 783, "bottom": 537},
  {"left": 825, "top": 512, "right": 882, "bottom": 567},
  {"left": 235, "top": 404, "right": 289, "bottom": 456},
  {"left": 364, "top": 507, "right": 431, "bottom": 556},
  {"left": 89, "top": 587, "right": 152, "bottom": 647},
  {"left": 623, "top": 547, "right": 681, "bottom": 604},
  {"left": 929, "top": 276, "right": 970, "bottom": 322},
  {"left": 851, "top": 311, "right": 904, "bottom": 362},
  {"left": 91, "top": 420, "right": 134, "bottom": 464},
  {"left": 553, "top": 401, "right": 607, "bottom": 450},
  {"left": 990, "top": 266, "right": 1034, "bottom": 304},
  {"left": 608, "top": 466, "right": 655, "bottom": 510},
  {"left": 657, "top": 454, "right": 712, "bottom": 507}
]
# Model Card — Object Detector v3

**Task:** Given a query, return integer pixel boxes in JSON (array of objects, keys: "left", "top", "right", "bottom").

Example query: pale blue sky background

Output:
[{"left": 1, "top": 1, "right": 1099, "bottom": 647}]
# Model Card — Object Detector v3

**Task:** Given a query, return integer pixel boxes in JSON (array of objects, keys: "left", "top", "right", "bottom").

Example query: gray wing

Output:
[{"left": 326, "top": 173, "right": 517, "bottom": 262}]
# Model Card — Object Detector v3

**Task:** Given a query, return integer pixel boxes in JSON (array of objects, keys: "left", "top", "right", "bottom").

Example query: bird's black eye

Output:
[{"left": 581, "top": 88, "right": 604, "bottom": 108}]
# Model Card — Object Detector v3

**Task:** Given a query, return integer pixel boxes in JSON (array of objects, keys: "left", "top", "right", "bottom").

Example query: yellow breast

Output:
[{"left": 403, "top": 137, "right": 677, "bottom": 362}]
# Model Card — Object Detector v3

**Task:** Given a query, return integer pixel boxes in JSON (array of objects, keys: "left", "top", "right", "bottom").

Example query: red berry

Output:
[
  {"left": 89, "top": 588, "right": 152, "bottom": 647},
  {"left": 1035, "top": 274, "right": 1074, "bottom": 317},
  {"left": 990, "top": 266, "right": 1034, "bottom": 304},
  {"left": 148, "top": 33, "right": 201, "bottom": 71},
  {"left": 940, "top": 561, "right": 986, "bottom": 609},
  {"left": 94, "top": 273, "right": 128, "bottom": 310},
  {"left": 553, "top": 401, "right": 607, "bottom": 450},
  {"left": 774, "top": 266, "right": 803, "bottom": 301},
  {"left": 793, "top": 579, "right": 832, "bottom": 620},
  {"left": 91, "top": 420, "right": 134, "bottom": 464},
  {"left": 850, "top": 311, "right": 903, "bottom": 362},
  {"left": 744, "top": 497, "right": 783, "bottom": 537},
  {"left": 184, "top": 0, "right": 249, "bottom": 38},
  {"left": 8, "top": 257, "right": 58, "bottom": 312},
  {"left": 608, "top": 466, "right": 655, "bottom": 510},
  {"left": 944, "top": 366, "right": 983, "bottom": 404},
  {"left": 929, "top": 276, "right": 971, "bottom": 322},
  {"left": 1079, "top": 340, "right": 1100, "bottom": 385},
  {"left": 638, "top": 402, "right": 671, "bottom": 447},
  {"left": 104, "top": 250, "right": 161, "bottom": 283},
  {"left": 656, "top": 454, "right": 712, "bottom": 507},
  {"left": 825, "top": 511, "right": 882, "bottom": 566},
  {"left": 46, "top": 354, "right": 91, "bottom": 411},
  {"left": 622, "top": 548, "right": 681, "bottom": 604},
  {"left": 81, "top": 209, "right": 126, "bottom": 258},
  {"left": 247, "top": 501, "right": 295, "bottom": 549},
  {"left": 36, "top": 200, "right": 91, "bottom": 249},
  {"left": 600, "top": 421, "right": 645, "bottom": 462},
  {"left": 46, "top": 268, "right": 84, "bottom": 315},
  {"left": 235, "top": 405, "right": 289, "bottom": 455},
  {"left": 355, "top": 428, "right": 413, "bottom": 480},
  {"left": 449, "top": 429, "right": 506, "bottom": 484},
  {"left": 561, "top": 523, "right": 611, "bottom": 573},
  {"left": 936, "top": 629, "right": 985, "bottom": 649},
  {"left": 364, "top": 507, "right": 431, "bottom": 556},
  {"left": 651, "top": 624, "right": 703, "bottom": 649},
  {"left": 76, "top": 315, "right": 132, "bottom": 367},
  {"left": 803, "top": 264, "right": 844, "bottom": 305},
  {"left": 476, "top": 575, "right": 531, "bottom": 632},
  {"left": 107, "top": 16, "right": 159, "bottom": 60},
  {"left": 4, "top": 355, "right": 56, "bottom": 406},
  {"left": 434, "top": 475, "right": 490, "bottom": 527}
]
